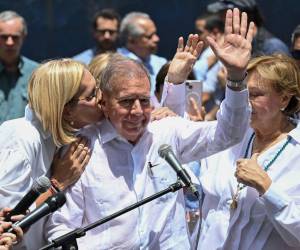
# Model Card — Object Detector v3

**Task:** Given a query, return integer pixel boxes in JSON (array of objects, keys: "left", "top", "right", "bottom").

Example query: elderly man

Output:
[
  {"left": 117, "top": 12, "right": 167, "bottom": 95},
  {"left": 73, "top": 8, "right": 120, "bottom": 65},
  {"left": 0, "top": 10, "right": 38, "bottom": 124},
  {"left": 46, "top": 9, "right": 254, "bottom": 249}
]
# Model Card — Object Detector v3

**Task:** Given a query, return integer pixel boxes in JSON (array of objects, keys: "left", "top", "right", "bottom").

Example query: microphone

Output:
[
  {"left": 5, "top": 176, "right": 51, "bottom": 221},
  {"left": 7, "top": 192, "right": 66, "bottom": 233},
  {"left": 158, "top": 144, "right": 200, "bottom": 198}
]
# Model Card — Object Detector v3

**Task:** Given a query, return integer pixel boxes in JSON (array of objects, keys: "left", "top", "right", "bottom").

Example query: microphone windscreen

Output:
[
  {"left": 33, "top": 176, "right": 51, "bottom": 193},
  {"left": 158, "top": 144, "right": 172, "bottom": 158}
]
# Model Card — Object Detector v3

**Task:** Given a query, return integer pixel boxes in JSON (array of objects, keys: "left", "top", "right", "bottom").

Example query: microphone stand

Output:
[{"left": 40, "top": 181, "right": 183, "bottom": 250}]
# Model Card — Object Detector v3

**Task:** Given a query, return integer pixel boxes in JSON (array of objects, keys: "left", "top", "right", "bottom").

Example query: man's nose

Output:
[
  {"left": 131, "top": 99, "right": 143, "bottom": 115},
  {"left": 6, "top": 36, "right": 14, "bottom": 46},
  {"left": 152, "top": 34, "right": 160, "bottom": 43},
  {"left": 104, "top": 31, "right": 112, "bottom": 39}
]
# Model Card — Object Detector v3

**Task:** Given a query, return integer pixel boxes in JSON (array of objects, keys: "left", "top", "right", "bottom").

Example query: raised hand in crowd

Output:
[
  {"left": 167, "top": 34, "right": 203, "bottom": 84},
  {"left": 206, "top": 8, "right": 255, "bottom": 81},
  {"left": 0, "top": 208, "right": 24, "bottom": 250},
  {"left": 188, "top": 97, "right": 206, "bottom": 122}
]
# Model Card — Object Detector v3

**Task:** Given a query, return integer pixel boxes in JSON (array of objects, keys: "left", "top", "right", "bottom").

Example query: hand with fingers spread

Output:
[
  {"left": 188, "top": 97, "right": 206, "bottom": 121},
  {"left": 167, "top": 34, "right": 203, "bottom": 84},
  {"left": 235, "top": 153, "right": 272, "bottom": 195},
  {"left": 206, "top": 8, "right": 255, "bottom": 81},
  {"left": 50, "top": 136, "right": 91, "bottom": 190},
  {"left": 151, "top": 107, "right": 177, "bottom": 121}
]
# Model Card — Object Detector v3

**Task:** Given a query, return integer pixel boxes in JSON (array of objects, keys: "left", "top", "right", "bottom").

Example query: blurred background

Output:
[{"left": 1, "top": 0, "right": 299, "bottom": 61}]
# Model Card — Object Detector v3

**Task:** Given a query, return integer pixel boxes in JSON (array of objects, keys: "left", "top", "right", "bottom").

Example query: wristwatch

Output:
[{"left": 226, "top": 73, "right": 247, "bottom": 90}]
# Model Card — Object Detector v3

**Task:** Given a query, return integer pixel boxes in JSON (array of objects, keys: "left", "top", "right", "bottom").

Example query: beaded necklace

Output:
[{"left": 230, "top": 132, "right": 292, "bottom": 209}]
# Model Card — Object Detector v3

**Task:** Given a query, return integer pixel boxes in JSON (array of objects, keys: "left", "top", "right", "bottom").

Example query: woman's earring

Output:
[
  {"left": 70, "top": 121, "right": 74, "bottom": 126},
  {"left": 280, "top": 107, "right": 285, "bottom": 112}
]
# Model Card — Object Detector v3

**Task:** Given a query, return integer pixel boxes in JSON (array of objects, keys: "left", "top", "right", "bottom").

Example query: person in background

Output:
[
  {"left": 0, "top": 208, "right": 23, "bottom": 250},
  {"left": 73, "top": 9, "right": 120, "bottom": 65},
  {"left": 207, "top": 0, "right": 290, "bottom": 57},
  {"left": 0, "top": 10, "right": 38, "bottom": 124},
  {"left": 0, "top": 59, "right": 103, "bottom": 250},
  {"left": 291, "top": 24, "right": 300, "bottom": 66},
  {"left": 117, "top": 12, "right": 167, "bottom": 96}
]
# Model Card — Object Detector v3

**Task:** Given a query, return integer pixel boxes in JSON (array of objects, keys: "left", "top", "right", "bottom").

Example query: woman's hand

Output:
[
  {"left": 206, "top": 8, "right": 255, "bottom": 80},
  {"left": 51, "top": 136, "right": 91, "bottom": 190},
  {"left": 235, "top": 153, "right": 272, "bottom": 195}
]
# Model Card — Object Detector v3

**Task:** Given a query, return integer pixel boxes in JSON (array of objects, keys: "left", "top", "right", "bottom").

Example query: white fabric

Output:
[
  {"left": 199, "top": 123, "right": 300, "bottom": 250},
  {"left": 0, "top": 106, "right": 56, "bottom": 250},
  {"left": 46, "top": 87, "right": 250, "bottom": 250}
]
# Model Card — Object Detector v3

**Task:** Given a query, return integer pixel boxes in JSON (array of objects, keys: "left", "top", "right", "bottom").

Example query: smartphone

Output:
[{"left": 185, "top": 80, "right": 203, "bottom": 114}]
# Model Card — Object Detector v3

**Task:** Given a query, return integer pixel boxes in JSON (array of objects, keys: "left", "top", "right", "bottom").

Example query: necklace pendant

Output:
[{"left": 230, "top": 198, "right": 238, "bottom": 209}]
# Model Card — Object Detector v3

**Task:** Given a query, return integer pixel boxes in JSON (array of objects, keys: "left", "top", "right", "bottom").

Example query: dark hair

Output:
[
  {"left": 204, "top": 15, "right": 224, "bottom": 33},
  {"left": 92, "top": 8, "right": 121, "bottom": 30},
  {"left": 291, "top": 24, "right": 300, "bottom": 47}
]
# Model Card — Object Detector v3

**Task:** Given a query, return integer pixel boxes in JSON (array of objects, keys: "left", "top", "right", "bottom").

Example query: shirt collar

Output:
[
  {"left": 18, "top": 56, "right": 26, "bottom": 75},
  {"left": 25, "top": 105, "right": 52, "bottom": 139},
  {"left": 289, "top": 119, "right": 300, "bottom": 144},
  {"left": 99, "top": 119, "right": 122, "bottom": 144},
  {"left": 117, "top": 47, "right": 150, "bottom": 64},
  {"left": 0, "top": 56, "right": 25, "bottom": 74}
]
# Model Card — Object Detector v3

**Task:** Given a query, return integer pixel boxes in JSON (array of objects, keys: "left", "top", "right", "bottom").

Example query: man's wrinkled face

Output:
[
  {"left": 93, "top": 17, "right": 118, "bottom": 52},
  {"left": 0, "top": 18, "right": 25, "bottom": 63},
  {"left": 102, "top": 65, "right": 152, "bottom": 144}
]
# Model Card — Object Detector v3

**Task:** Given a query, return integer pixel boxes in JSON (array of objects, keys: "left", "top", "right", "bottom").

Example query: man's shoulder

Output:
[
  {"left": 148, "top": 116, "right": 188, "bottom": 133},
  {"left": 150, "top": 54, "right": 167, "bottom": 65},
  {"left": 73, "top": 48, "right": 94, "bottom": 64},
  {"left": 263, "top": 37, "right": 290, "bottom": 55},
  {"left": 21, "top": 56, "right": 39, "bottom": 70},
  {"left": 0, "top": 118, "right": 41, "bottom": 148}
]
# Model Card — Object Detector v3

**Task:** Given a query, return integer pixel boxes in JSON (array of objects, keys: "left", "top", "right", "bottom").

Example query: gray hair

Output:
[
  {"left": 100, "top": 53, "right": 150, "bottom": 94},
  {"left": 0, "top": 10, "right": 27, "bottom": 35},
  {"left": 119, "top": 12, "right": 150, "bottom": 45}
]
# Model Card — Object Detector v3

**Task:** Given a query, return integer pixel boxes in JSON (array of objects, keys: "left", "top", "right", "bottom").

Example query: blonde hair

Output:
[
  {"left": 28, "top": 59, "right": 85, "bottom": 146},
  {"left": 88, "top": 52, "right": 114, "bottom": 83},
  {"left": 247, "top": 54, "right": 300, "bottom": 116}
]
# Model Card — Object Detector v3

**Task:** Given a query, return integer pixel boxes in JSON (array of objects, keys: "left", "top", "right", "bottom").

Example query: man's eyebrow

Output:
[{"left": 116, "top": 95, "right": 150, "bottom": 100}]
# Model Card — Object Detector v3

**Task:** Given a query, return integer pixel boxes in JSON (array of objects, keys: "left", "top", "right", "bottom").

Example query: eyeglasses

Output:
[
  {"left": 141, "top": 32, "right": 157, "bottom": 40},
  {"left": 0, "top": 34, "right": 22, "bottom": 42},
  {"left": 117, "top": 96, "right": 151, "bottom": 108},
  {"left": 69, "top": 86, "right": 101, "bottom": 104}
]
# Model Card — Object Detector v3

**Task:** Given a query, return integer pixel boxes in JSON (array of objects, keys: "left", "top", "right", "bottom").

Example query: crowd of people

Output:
[{"left": 0, "top": 0, "right": 300, "bottom": 249}]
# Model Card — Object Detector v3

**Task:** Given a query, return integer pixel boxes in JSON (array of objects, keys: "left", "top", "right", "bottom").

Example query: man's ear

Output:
[
  {"left": 62, "top": 104, "right": 74, "bottom": 123},
  {"left": 281, "top": 94, "right": 292, "bottom": 110}
]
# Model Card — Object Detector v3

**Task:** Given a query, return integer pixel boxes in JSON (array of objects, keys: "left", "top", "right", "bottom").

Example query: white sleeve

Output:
[
  {"left": 174, "top": 86, "right": 250, "bottom": 162},
  {"left": 0, "top": 147, "right": 33, "bottom": 208},
  {"left": 259, "top": 182, "right": 300, "bottom": 247},
  {"left": 161, "top": 81, "right": 186, "bottom": 117},
  {"left": 45, "top": 179, "right": 85, "bottom": 243}
]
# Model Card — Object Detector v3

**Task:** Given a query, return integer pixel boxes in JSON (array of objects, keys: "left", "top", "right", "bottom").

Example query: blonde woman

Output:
[{"left": 0, "top": 59, "right": 103, "bottom": 249}]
